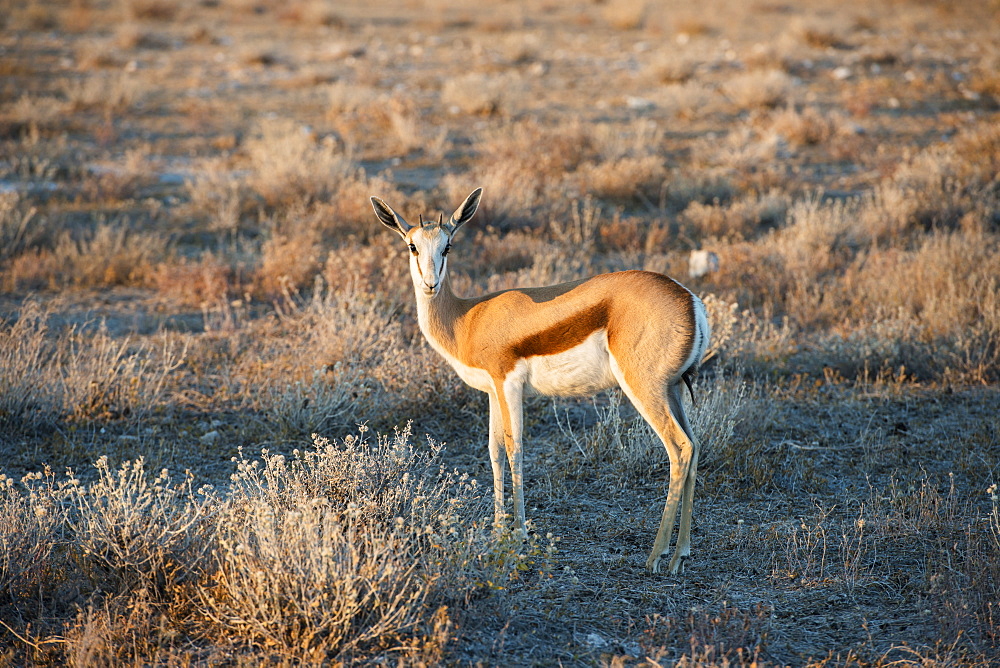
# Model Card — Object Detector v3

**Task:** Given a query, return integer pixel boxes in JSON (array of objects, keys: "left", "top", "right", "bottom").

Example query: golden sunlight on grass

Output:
[{"left": 0, "top": 0, "right": 998, "bottom": 663}]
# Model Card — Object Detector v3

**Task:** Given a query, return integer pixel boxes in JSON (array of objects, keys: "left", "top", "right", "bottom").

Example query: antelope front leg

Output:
[
  {"left": 487, "top": 390, "right": 506, "bottom": 529},
  {"left": 496, "top": 375, "right": 527, "bottom": 538}
]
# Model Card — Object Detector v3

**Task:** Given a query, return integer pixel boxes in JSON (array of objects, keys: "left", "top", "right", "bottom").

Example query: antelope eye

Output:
[
  {"left": 442, "top": 244, "right": 451, "bottom": 256},
  {"left": 408, "top": 243, "right": 418, "bottom": 255}
]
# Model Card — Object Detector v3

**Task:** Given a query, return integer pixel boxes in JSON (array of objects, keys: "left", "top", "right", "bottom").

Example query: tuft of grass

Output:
[
  {"left": 441, "top": 72, "right": 525, "bottom": 116},
  {"left": 722, "top": 70, "right": 796, "bottom": 110},
  {"left": 243, "top": 117, "right": 353, "bottom": 208},
  {"left": 0, "top": 192, "right": 46, "bottom": 262},
  {"left": 0, "top": 301, "right": 185, "bottom": 433}
]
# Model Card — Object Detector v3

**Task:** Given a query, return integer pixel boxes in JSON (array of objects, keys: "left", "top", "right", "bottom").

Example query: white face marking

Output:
[{"left": 405, "top": 225, "right": 451, "bottom": 298}]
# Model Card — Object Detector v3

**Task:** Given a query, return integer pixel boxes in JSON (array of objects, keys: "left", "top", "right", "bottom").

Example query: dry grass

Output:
[
  {"left": 0, "top": 429, "right": 511, "bottom": 663},
  {"left": 1, "top": 0, "right": 999, "bottom": 664}
]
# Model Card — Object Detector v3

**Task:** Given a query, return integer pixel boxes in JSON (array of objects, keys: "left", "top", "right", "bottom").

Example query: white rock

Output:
[{"left": 688, "top": 250, "right": 720, "bottom": 279}]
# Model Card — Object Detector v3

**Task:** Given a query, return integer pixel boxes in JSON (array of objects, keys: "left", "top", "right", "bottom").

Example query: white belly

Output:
[{"left": 525, "top": 329, "right": 616, "bottom": 397}]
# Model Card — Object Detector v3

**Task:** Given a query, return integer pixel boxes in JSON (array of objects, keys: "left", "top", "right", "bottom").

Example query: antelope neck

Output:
[{"left": 414, "top": 273, "right": 467, "bottom": 357}]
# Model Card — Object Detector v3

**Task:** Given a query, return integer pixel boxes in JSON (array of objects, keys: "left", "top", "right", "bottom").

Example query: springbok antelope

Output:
[{"left": 370, "top": 188, "right": 710, "bottom": 574}]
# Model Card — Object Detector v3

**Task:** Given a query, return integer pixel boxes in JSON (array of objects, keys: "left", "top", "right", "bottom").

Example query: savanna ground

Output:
[{"left": 1, "top": 0, "right": 999, "bottom": 665}]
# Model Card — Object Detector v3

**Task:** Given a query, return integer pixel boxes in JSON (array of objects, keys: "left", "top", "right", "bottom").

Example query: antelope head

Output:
[{"left": 371, "top": 188, "right": 482, "bottom": 298}]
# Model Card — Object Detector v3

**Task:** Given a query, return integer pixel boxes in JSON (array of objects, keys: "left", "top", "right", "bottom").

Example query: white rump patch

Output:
[{"left": 684, "top": 293, "right": 711, "bottom": 372}]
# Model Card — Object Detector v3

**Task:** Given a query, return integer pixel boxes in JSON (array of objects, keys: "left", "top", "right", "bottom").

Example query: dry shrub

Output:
[
  {"left": 547, "top": 196, "right": 603, "bottom": 250},
  {"left": 78, "top": 149, "right": 158, "bottom": 204},
  {"left": 0, "top": 303, "right": 56, "bottom": 432},
  {"left": 350, "top": 95, "right": 447, "bottom": 158},
  {"left": 183, "top": 157, "right": 251, "bottom": 234},
  {"left": 885, "top": 147, "right": 974, "bottom": 233},
  {"left": 0, "top": 468, "right": 65, "bottom": 604},
  {"left": 327, "top": 172, "right": 407, "bottom": 238},
  {"left": 6, "top": 0, "right": 60, "bottom": 30},
  {"left": 590, "top": 119, "right": 665, "bottom": 162},
  {"left": 39, "top": 221, "right": 164, "bottom": 288},
  {"left": 53, "top": 220, "right": 166, "bottom": 286},
  {"left": 0, "top": 191, "right": 47, "bottom": 261},
  {"left": 244, "top": 117, "right": 353, "bottom": 207},
  {"left": 766, "top": 105, "right": 842, "bottom": 147},
  {"left": 445, "top": 120, "right": 596, "bottom": 227},
  {"left": 698, "top": 125, "right": 787, "bottom": 172},
  {"left": 478, "top": 120, "right": 595, "bottom": 178},
  {"left": 857, "top": 182, "right": 922, "bottom": 244},
  {"left": 238, "top": 282, "right": 404, "bottom": 436},
  {"left": 574, "top": 156, "right": 665, "bottom": 202},
  {"left": 323, "top": 236, "right": 407, "bottom": 294},
  {"left": 197, "top": 427, "right": 490, "bottom": 660},
  {"left": 949, "top": 122, "right": 1000, "bottom": 186},
  {"left": 325, "top": 80, "right": 379, "bottom": 117},
  {"left": 690, "top": 375, "right": 754, "bottom": 467},
  {"left": 666, "top": 168, "right": 737, "bottom": 209},
  {"left": 381, "top": 97, "right": 438, "bottom": 155},
  {"left": 770, "top": 195, "right": 855, "bottom": 278},
  {"left": 0, "top": 426, "right": 497, "bottom": 664},
  {"left": 822, "top": 231, "right": 1000, "bottom": 380},
  {"left": 646, "top": 52, "right": 697, "bottom": 85},
  {"left": 463, "top": 228, "right": 540, "bottom": 280},
  {"left": 68, "top": 457, "right": 212, "bottom": 596},
  {"left": 62, "top": 72, "right": 143, "bottom": 113},
  {"left": 60, "top": 325, "right": 184, "bottom": 424},
  {"left": 254, "top": 228, "right": 323, "bottom": 298},
  {"left": 0, "top": 421, "right": 508, "bottom": 664},
  {"left": 846, "top": 125, "right": 999, "bottom": 245},
  {"left": 720, "top": 199, "right": 1000, "bottom": 380},
  {"left": 0, "top": 301, "right": 184, "bottom": 429},
  {"left": 701, "top": 293, "right": 739, "bottom": 364},
  {"left": 681, "top": 190, "right": 788, "bottom": 241},
  {"left": 441, "top": 72, "right": 525, "bottom": 116},
  {"left": 274, "top": 0, "right": 344, "bottom": 26},
  {"left": 799, "top": 25, "right": 848, "bottom": 50},
  {"left": 149, "top": 253, "right": 239, "bottom": 307},
  {"left": 442, "top": 164, "right": 539, "bottom": 229},
  {"left": 722, "top": 70, "right": 795, "bottom": 110},
  {"left": 841, "top": 232, "right": 1000, "bottom": 338},
  {"left": 652, "top": 81, "right": 719, "bottom": 119}
]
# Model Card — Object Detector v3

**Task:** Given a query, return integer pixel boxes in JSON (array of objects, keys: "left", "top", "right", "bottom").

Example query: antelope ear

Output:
[
  {"left": 371, "top": 196, "right": 412, "bottom": 238},
  {"left": 446, "top": 187, "right": 482, "bottom": 235}
]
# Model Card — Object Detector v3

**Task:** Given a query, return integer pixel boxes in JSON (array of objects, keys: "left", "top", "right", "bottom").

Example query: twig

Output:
[
  {"left": 0, "top": 617, "right": 66, "bottom": 650},
  {"left": 779, "top": 440, "right": 872, "bottom": 451}
]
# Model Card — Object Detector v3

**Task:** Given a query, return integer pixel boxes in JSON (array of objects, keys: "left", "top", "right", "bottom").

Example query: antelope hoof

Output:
[
  {"left": 667, "top": 554, "right": 688, "bottom": 575},
  {"left": 645, "top": 554, "right": 662, "bottom": 574}
]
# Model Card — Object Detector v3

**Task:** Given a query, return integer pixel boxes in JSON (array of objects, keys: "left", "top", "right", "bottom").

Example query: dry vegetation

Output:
[{"left": 1, "top": 0, "right": 999, "bottom": 664}]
